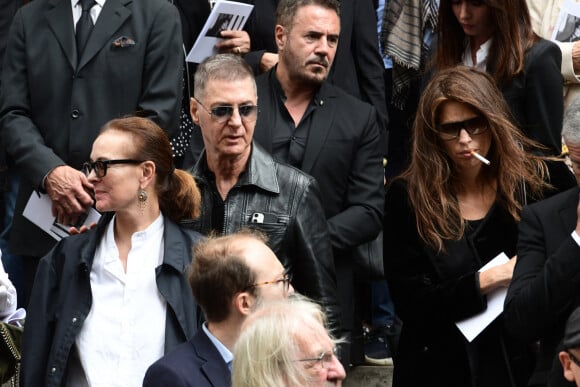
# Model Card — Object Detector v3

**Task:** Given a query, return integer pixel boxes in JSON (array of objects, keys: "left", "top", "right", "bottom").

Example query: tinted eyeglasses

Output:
[
  {"left": 436, "top": 116, "right": 488, "bottom": 141},
  {"left": 82, "top": 159, "right": 144, "bottom": 178},
  {"left": 248, "top": 273, "right": 292, "bottom": 293},
  {"left": 295, "top": 347, "right": 338, "bottom": 369},
  {"left": 194, "top": 98, "right": 259, "bottom": 123}
]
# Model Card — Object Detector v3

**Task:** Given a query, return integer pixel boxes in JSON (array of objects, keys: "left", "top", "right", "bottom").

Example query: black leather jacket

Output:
[{"left": 187, "top": 142, "right": 341, "bottom": 333}]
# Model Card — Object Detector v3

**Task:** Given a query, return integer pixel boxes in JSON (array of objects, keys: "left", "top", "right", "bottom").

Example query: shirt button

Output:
[
  {"left": 72, "top": 317, "right": 77, "bottom": 324},
  {"left": 71, "top": 109, "right": 80, "bottom": 119},
  {"left": 51, "top": 367, "right": 56, "bottom": 373}
]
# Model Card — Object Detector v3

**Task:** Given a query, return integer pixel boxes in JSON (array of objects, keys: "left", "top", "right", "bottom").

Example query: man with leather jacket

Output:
[{"left": 186, "top": 53, "right": 341, "bottom": 334}]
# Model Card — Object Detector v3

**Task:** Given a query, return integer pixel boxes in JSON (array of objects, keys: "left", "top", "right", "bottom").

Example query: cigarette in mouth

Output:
[{"left": 470, "top": 150, "right": 490, "bottom": 165}]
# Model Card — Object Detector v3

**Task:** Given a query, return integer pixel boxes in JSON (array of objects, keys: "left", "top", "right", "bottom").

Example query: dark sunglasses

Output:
[
  {"left": 436, "top": 116, "right": 488, "bottom": 141},
  {"left": 82, "top": 159, "right": 143, "bottom": 178},
  {"left": 194, "top": 98, "right": 259, "bottom": 123}
]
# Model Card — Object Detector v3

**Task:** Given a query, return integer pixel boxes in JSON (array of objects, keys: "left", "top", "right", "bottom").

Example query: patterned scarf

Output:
[{"left": 380, "top": 0, "right": 438, "bottom": 109}]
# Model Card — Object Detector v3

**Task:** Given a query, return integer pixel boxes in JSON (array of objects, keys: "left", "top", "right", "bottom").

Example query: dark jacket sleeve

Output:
[
  {"left": 350, "top": 0, "right": 388, "bottom": 149},
  {"left": 136, "top": 1, "right": 183, "bottom": 140},
  {"left": 383, "top": 180, "right": 486, "bottom": 324},
  {"left": 326, "top": 104, "right": 384, "bottom": 250},
  {"left": 291, "top": 177, "right": 341, "bottom": 334},
  {"left": 21, "top": 246, "right": 62, "bottom": 387},
  {"left": 502, "top": 39, "right": 563, "bottom": 156},
  {"left": 143, "top": 362, "right": 189, "bottom": 387},
  {"left": 504, "top": 204, "right": 580, "bottom": 342}
]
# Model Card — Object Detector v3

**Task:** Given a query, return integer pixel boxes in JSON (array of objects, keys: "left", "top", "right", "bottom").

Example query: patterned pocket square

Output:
[{"left": 112, "top": 36, "right": 136, "bottom": 48}]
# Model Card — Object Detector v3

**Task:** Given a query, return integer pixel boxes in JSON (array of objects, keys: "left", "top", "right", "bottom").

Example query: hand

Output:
[
  {"left": 69, "top": 222, "right": 98, "bottom": 235},
  {"left": 479, "top": 255, "right": 517, "bottom": 294},
  {"left": 216, "top": 30, "right": 251, "bottom": 55},
  {"left": 46, "top": 165, "right": 94, "bottom": 226},
  {"left": 260, "top": 52, "right": 279, "bottom": 73}
]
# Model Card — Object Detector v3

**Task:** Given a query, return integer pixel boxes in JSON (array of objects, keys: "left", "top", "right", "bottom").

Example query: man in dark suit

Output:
[
  {"left": 252, "top": 0, "right": 385, "bottom": 366},
  {"left": 504, "top": 96, "right": 580, "bottom": 387},
  {"left": 0, "top": 0, "right": 182, "bottom": 300},
  {"left": 143, "top": 231, "right": 293, "bottom": 387}
]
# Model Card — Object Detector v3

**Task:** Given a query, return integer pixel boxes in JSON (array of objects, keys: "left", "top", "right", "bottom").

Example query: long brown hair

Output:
[
  {"left": 101, "top": 117, "right": 201, "bottom": 222},
  {"left": 400, "top": 66, "right": 548, "bottom": 251},
  {"left": 435, "top": 0, "right": 538, "bottom": 86}
]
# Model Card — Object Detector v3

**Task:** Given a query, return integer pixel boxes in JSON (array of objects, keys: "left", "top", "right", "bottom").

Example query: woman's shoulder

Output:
[{"left": 526, "top": 37, "right": 561, "bottom": 62}]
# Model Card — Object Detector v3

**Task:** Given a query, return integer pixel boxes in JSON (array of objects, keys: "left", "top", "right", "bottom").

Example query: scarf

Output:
[{"left": 380, "top": 0, "right": 438, "bottom": 109}]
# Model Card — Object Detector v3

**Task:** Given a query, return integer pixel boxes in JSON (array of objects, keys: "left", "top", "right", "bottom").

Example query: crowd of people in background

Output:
[{"left": 1, "top": 0, "right": 580, "bottom": 386}]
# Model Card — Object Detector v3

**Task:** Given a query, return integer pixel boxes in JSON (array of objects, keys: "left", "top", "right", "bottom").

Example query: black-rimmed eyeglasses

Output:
[
  {"left": 82, "top": 159, "right": 144, "bottom": 178},
  {"left": 247, "top": 273, "right": 292, "bottom": 293},
  {"left": 194, "top": 98, "right": 259, "bottom": 124},
  {"left": 295, "top": 347, "right": 338, "bottom": 369},
  {"left": 435, "top": 116, "right": 488, "bottom": 141}
]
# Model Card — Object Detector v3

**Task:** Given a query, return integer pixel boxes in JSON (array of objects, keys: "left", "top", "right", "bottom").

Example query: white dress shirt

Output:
[
  {"left": 71, "top": 0, "right": 106, "bottom": 29},
  {"left": 71, "top": 214, "right": 167, "bottom": 387},
  {"left": 462, "top": 38, "right": 493, "bottom": 70}
]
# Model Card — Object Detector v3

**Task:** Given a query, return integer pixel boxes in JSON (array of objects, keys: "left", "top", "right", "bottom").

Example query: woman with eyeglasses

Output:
[
  {"left": 383, "top": 66, "right": 550, "bottom": 387},
  {"left": 21, "top": 116, "right": 204, "bottom": 387},
  {"left": 434, "top": 0, "right": 575, "bottom": 192}
]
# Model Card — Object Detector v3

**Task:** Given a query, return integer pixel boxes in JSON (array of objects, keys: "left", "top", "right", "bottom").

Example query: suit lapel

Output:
[
  {"left": 558, "top": 187, "right": 580, "bottom": 231},
  {"left": 78, "top": 0, "right": 131, "bottom": 70},
  {"left": 195, "top": 330, "right": 231, "bottom": 387},
  {"left": 46, "top": 0, "right": 77, "bottom": 69},
  {"left": 301, "top": 84, "right": 335, "bottom": 173}
]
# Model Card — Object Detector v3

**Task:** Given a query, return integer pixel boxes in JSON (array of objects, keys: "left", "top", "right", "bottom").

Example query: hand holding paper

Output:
[{"left": 455, "top": 252, "right": 512, "bottom": 342}]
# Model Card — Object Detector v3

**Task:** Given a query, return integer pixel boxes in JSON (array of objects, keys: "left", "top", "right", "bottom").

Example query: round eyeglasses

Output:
[{"left": 82, "top": 159, "right": 144, "bottom": 178}]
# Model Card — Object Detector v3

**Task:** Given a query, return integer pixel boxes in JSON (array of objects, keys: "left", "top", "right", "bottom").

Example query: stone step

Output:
[{"left": 344, "top": 365, "right": 393, "bottom": 387}]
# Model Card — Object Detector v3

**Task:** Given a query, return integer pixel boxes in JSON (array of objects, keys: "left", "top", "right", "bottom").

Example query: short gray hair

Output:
[
  {"left": 563, "top": 97, "right": 580, "bottom": 146},
  {"left": 193, "top": 54, "right": 256, "bottom": 100}
]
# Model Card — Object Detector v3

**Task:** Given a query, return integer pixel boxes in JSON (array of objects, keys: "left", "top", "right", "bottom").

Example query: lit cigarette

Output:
[{"left": 471, "top": 150, "right": 490, "bottom": 165}]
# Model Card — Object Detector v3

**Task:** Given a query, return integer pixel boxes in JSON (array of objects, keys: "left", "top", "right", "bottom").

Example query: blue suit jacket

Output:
[{"left": 143, "top": 328, "right": 231, "bottom": 387}]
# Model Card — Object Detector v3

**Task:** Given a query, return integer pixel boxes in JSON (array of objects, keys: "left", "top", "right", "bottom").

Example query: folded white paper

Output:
[
  {"left": 23, "top": 192, "right": 101, "bottom": 241},
  {"left": 186, "top": 1, "right": 254, "bottom": 63},
  {"left": 455, "top": 252, "right": 510, "bottom": 342}
]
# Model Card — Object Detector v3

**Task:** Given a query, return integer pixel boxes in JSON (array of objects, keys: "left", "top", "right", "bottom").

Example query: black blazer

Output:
[
  {"left": 254, "top": 70, "right": 385, "bottom": 257},
  {"left": 143, "top": 328, "right": 231, "bottom": 387},
  {"left": 505, "top": 186, "right": 580, "bottom": 387},
  {"left": 0, "top": 0, "right": 183, "bottom": 257}
]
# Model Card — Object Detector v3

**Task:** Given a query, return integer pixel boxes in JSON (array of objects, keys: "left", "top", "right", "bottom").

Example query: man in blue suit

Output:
[{"left": 143, "top": 231, "right": 294, "bottom": 387}]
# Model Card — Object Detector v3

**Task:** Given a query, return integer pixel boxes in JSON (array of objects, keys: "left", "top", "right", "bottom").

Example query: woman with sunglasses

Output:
[
  {"left": 383, "top": 66, "right": 550, "bottom": 387},
  {"left": 21, "top": 117, "right": 204, "bottom": 387},
  {"left": 434, "top": 0, "right": 575, "bottom": 192}
]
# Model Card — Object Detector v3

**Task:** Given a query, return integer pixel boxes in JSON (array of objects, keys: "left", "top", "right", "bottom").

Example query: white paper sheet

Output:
[
  {"left": 186, "top": 1, "right": 254, "bottom": 63},
  {"left": 552, "top": 0, "right": 580, "bottom": 42},
  {"left": 23, "top": 192, "right": 101, "bottom": 241},
  {"left": 455, "top": 252, "right": 510, "bottom": 342}
]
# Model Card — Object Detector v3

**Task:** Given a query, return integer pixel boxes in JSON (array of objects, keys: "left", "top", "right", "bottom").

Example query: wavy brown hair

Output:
[
  {"left": 400, "top": 66, "right": 549, "bottom": 252},
  {"left": 435, "top": 0, "right": 538, "bottom": 86},
  {"left": 101, "top": 117, "right": 201, "bottom": 222}
]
